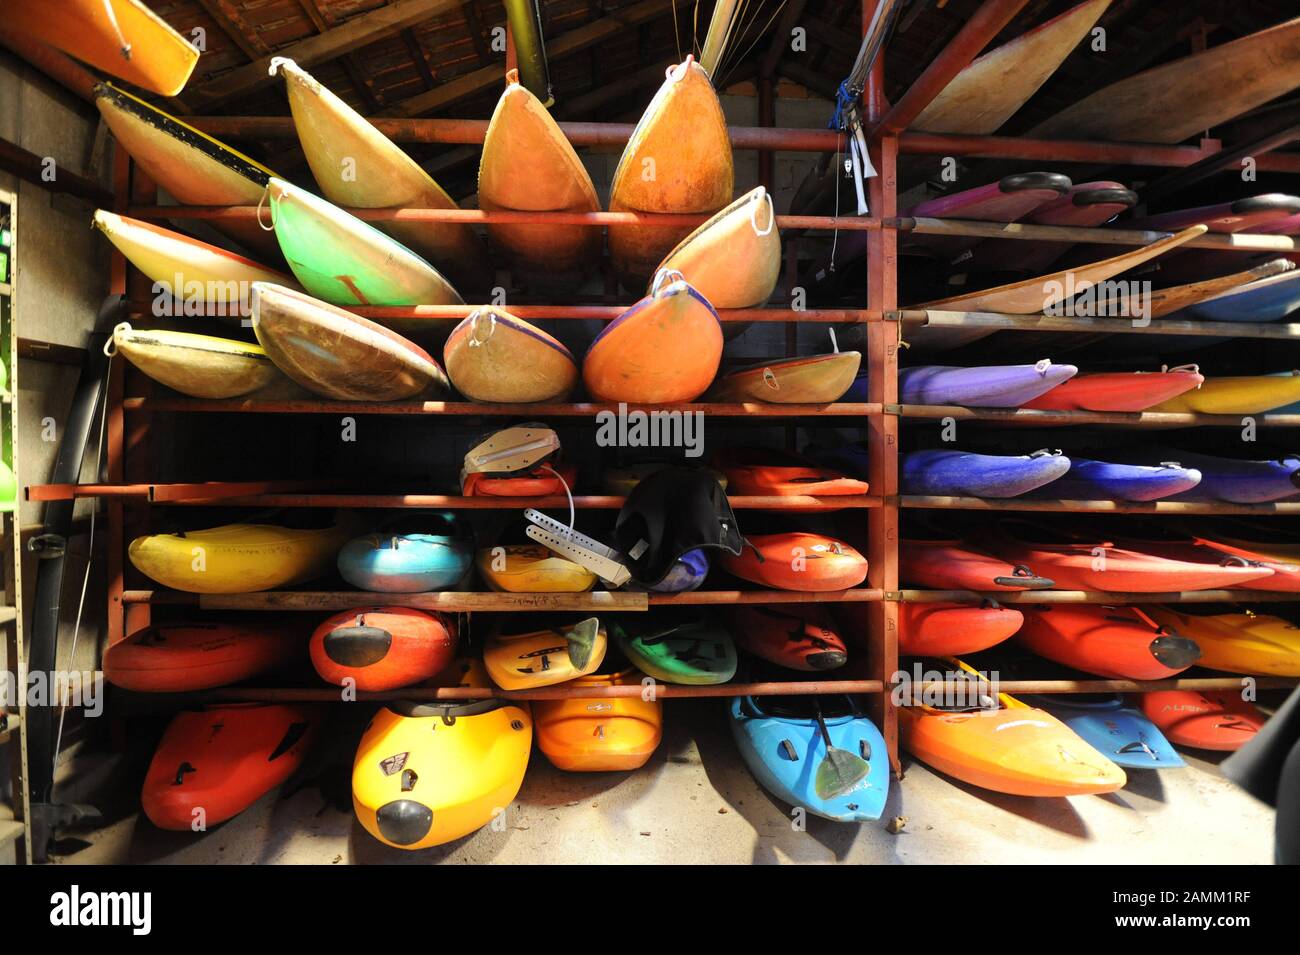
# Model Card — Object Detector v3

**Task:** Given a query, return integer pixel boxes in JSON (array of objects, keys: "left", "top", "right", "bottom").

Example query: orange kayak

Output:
[
  {"left": 655, "top": 187, "right": 780, "bottom": 308},
  {"left": 899, "top": 538, "right": 1054, "bottom": 590},
  {"left": 1140, "top": 690, "right": 1266, "bottom": 751},
  {"left": 709, "top": 352, "right": 862, "bottom": 404},
  {"left": 721, "top": 532, "right": 867, "bottom": 591},
  {"left": 462, "top": 462, "right": 576, "bottom": 497},
  {"left": 443, "top": 307, "right": 578, "bottom": 403},
  {"left": 898, "top": 603, "right": 1023, "bottom": 656},
  {"left": 1015, "top": 605, "right": 1202, "bottom": 680},
  {"left": 533, "top": 667, "right": 663, "bottom": 771},
  {"left": 898, "top": 658, "right": 1127, "bottom": 796},
  {"left": 105, "top": 621, "right": 303, "bottom": 692},
  {"left": 713, "top": 447, "right": 869, "bottom": 496},
  {"left": 310, "top": 607, "right": 457, "bottom": 691}
]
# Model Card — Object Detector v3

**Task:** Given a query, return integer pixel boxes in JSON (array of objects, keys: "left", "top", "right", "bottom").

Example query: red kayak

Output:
[
  {"left": 713, "top": 447, "right": 869, "bottom": 497},
  {"left": 721, "top": 532, "right": 867, "bottom": 591},
  {"left": 142, "top": 704, "right": 319, "bottom": 830},
  {"left": 730, "top": 605, "right": 848, "bottom": 670},
  {"left": 974, "top": 181, "right": 1137, "bottom": 273},
  {"left": 898, "top": 602, "right": 1023, "bottom": 656},
  {"left": 1015, "top": 605, "right": 1201, "bottom": 680},
  {"left": 1022, "top": 368, "right": 1204, "bottom": 413},
  {"left": 1163, "top": 533, "right": 1300, "bottom": 593},
  {"left": 1139, "top": 690, "right": 1266, "bottom": 751},
  {"left": 310, "top": 606, "right": 457, "bottom": 691},
  {"left": 105, "top": 621, "right": 303, "bottom": 692},
  {"left": 900, "top": 538, "right": 1054, "bottom": 590},
  {"left": 987, "top": 524, "right": 1276, "bottom": 592},
  {"left": 462, "top": 462, "right": 576, "bottom": 497}
]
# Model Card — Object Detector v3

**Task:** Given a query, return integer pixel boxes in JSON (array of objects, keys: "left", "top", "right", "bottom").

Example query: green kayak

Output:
[
  {"left": 612, "top": 615, "right": 737, "bottom": 685},
  {"left": 265, "top": 177, "right": 463, "bottom": 307}
]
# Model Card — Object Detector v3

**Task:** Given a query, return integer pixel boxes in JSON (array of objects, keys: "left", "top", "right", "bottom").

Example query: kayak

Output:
[
  {"left": 905, "top": 172, "right": 1072, "bottom": 258},
  {"left": 729, "top": 605, "right": 848, "bottom": 671},
  {"left": 1022, "top": 368, "right": 1205, "bottom": 412},
  {"left": 1014, "top": 605, "right": 1202, "bottom": 680},
  {"left": 612, "top": 616, "right": 738, "bottom": 685},
  {"left": 92, "top": 210, "right": 298, "bottom": 316},
  {"left": 443, "top": 307, "right": 578, "bottom": 403},
  {"left": 337, "top": 514, "right": 474, "bottom": 593},
  {"left": 109, "top": 324, "right": 281, "bottom": 399},
  {"left": 898, "top": 602, "right": 1023, "bottom": 656},
  {"left": 656, "top": 186, "right": 780, "bottom": 309},
  {"left": 1187, "top": 519, "right": 1300, "bottom": 591},
  {"left": 1180, "top": 270, "right": 1300, "bottom": 323},
  {"left": 462, "top": 461, "right": 576, "bottom": 497},
  {"left": 1152, "top": 371, "right": 1300, "bottom": 415},
  {"left": 1039, "top": 458, "right": 1202, "bottom": 502},
  {"left": 1027, "top": 18, "right": 1300, "bottom": 145},
  {"left": 250, "top": 283, "right": 449, "bottom": 401},
  {"left": 265, "top": 177, "right": 462, "bottom": 308},
  {"left": 898, "top": 360, "right": 1077, "bottom": 407},
  {"left": 627, "top": 548, "right": 711, "bottom": 594},
  {"left": 897, "top": 657, "right": 1126, "bottom": 796},
  {"left": 479, "top": 69, "right": 600, "bottom": 275},
  {"left": 104, "top": 622, "right": 303, "bottom": 692},
  {"left": 608, "top": 57, "right": 733, "bottom": 286},
  {"left": 533, "top": 667, "right": 663, "bottom": 771},
  {"left": 730, "top": 694, "right": 890, "bottom": 822},
  {"left": 985, "top": 523, "right": 1275, "bottom": 591},
  {"left": 1139, "top": 260, "right": 1297, "bottom": 319},
  {"left": 484, "top": 618, "right": 607, "bottom": 690},
  {"left": 1139, "top": 690, "right": 1266, "bottom": 752},
  {"left": 721, "top": 532, "right": 868, "bottom": 592},
  {"left": 10, "top": 0, "right": 199, "bottom": 96},
  {"left": 972, "top": 181, "right": 1137, "bottom": 273},
  {"left": 1111, "top": 531, "right": 1300, "bottom": 594},
  {"left": 476, "top": 543, "right": 596, "bottom": 593},
  {"left": 1035, "top": 695, "right": 1185, "bottom": 770},
  {"left": 708, "top": 351, "right": 862, "bottom": 404},
  {"left": 913, "top": 0, "right": 1110, "bottom": 133},
  {"left": 901, "top": 449, "right": 1070, "bottom": 497},
  {"left": 899, "top": 538, "right": 1054, "bottom": 590},
  {"left": 713, "top": 447, "right": 869, "bottom": 496},
  {"left": 352, "top": 660, "right": 531, "bottom": 848},
  {"left": 909, "top": 226, "right": 1206, "bottom": 350},
  {"left": 1126, "top": 194, "right": 1300, "bottom": 234},
  {"left": 143, "top": 704, "right": 319, "bottom": 830},
  {"left": 129, "top": 516, "right": 356, "bottom": 593},
  {"left": 1114, "top": 448, "right": 1300, "bottom": 504},
  {"left": 274, "top": 58, "right": 489, "bottom": 289},
  {"left": 604, "top": 462, "right": 728, "bottom": 496},
  {"left": 310, "top": 607, "right": 457, "bottom": 691},
  {"left": 583, "top": 271, "right": 722, "bottom": 403},
  {"left": 1146, "top": 606, "right": 1300, "bottom": 677}
]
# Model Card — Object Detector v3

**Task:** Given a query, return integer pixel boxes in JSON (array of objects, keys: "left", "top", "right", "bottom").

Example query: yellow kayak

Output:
[
  {"left": 272, "top": 58, "right": 489, "bottom": 291},
  {"left": 483, "top": 618, "right": 607, "bottom": 690},
  {"left": 1146, "top": 606, "right": 1300, "bottom": 676},
  {"left": 655, "top": 186, "right": 779, "bottom": 308},
  {"left": 477, "top": 544, "right": 597, "bottom": 593},
  {"left": 534, "top": 667, "right": 663, "bottom": 771},
  {"left": 129, "top": 517, "right": 356, "bottom": 593},
  {"left": 94, "top": 83, "right": 281, "bottom": 259},
  {"left": 708, "top": 351, "right": 862, "bottom": 403},
  {"left": 1151, "top": 371, "right": 1300, "bottom": 414},
  {"left": 352, "top": 659, "right": 532, "bottom": 849},
  {"left": 109, "top": 323, "right": 282, "bottom": 399},
  {"left": 93, "top": 210, "right": 298, "bottom": 316}
]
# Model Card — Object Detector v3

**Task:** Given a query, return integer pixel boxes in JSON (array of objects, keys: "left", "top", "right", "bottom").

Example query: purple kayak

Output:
[
  {"left": 1123, "top": 194, "right": 1300, "bottom": 234},
  {"left": 906, "top": 172, "right": 1073, "bottom": 260},
  {"left": 899, "top": 360, "right": 1078, "bottom": 407},
  {"left": 901, "top": 449, "right": 1071, "bottom": 498},
  {"left": 1036, "top": 459, "right": 1202, "bottom": 502},
  {"left": 1113, "top": 448, "right": 1300, "bottom": 504},
  {"left": 971, "top": 181, "right": 1136, "bottom": 273}
]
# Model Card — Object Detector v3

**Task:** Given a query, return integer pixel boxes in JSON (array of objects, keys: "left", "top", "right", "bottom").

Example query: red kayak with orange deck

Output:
[
  {"left": 1139, "top": 690, "right": 1266, "bottom": 751},
  {"left": 898, "top": 602, "right": 1024, "bottom": 656},
  {"left": 105, "top": 621, "right": 303, "bottom": 692},
  {"left": 142, "top": 704, "right": 320, "bottom": 830},
  {"left": 721, "top": 532, "right": 867, "bottom": 591},
  {"left": 729, "top": 605, "right": 849, "bottom": 670},
  {"left": 713, "top": 447, "right": 869, "bottom": 497},
  {"left": 900, "top": 538, "right": 1054, "bottom": 591},
  {"left": 1015, "top": 605, "right": 1202, "bottom": 680},
  {"left": 310, "top": 606, "right": 457, "bottom": 691},
  {"left": 1022, "top": 368, "right": 1205, "bottom": 412},
  {"left": 462, "top": 462, "right": 576, "bottom": 497}
]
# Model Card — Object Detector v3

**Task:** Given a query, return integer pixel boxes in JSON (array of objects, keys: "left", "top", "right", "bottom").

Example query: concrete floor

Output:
[{"left": 48, "top": 699, "right": 1275, "bottom": 865}]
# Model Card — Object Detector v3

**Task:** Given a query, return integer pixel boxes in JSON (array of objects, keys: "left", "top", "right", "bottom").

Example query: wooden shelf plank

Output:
[
  {"left": 894, "top": 309, "right": 1300, "bottom": 340},
  {"left": 123, "top": 398, "right": 883, "bottom": 417},
  {"left": 150, "top": 493, "right": 880, "bottom": 511}
]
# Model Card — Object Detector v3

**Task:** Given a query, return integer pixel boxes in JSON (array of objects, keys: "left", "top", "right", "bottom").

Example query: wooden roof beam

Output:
[
  {"left": 195, "top": 0, "right": 269, "bottom": 60},
  {"left": 183, "top": 0, "right": 458, "bottom": 111}
]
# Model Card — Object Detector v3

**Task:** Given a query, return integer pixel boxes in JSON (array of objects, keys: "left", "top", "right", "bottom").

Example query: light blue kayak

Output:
[
  {"left": 338, "top": 512, "right": 474, "bottom": 592},
  {"left": 730, "top": 695, "right": 889, "bottom": 822},
  {"left": 1036, "top": 694, "right": 1185, "bottom": 770}
]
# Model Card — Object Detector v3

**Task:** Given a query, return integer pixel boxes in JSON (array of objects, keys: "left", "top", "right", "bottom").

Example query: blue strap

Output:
[{"left": 828, "top": 79, "right": 857, "bottom": 131}]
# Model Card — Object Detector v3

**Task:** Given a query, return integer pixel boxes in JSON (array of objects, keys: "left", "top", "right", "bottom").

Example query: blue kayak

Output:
[
  {"left": 1036, "top": 694, "right": 1185, "bottom": 770},
  {"left": 899, "top": 361, "right": 1077, "bottom": 408},
  {"left": 1113, "top": 449, "right": 1300, "bottom": 503},
  {"left": 338, "top": 512, "right": 474, "bottom": 592},
  {"left": 629, "top": 548, "right": 709, "bottom": 593},
  {"left": 1181, "top": 269, "right": 1300, "bottom": 323},
  {"left": 1040, "top": 458, "right": 1202, "bottom": 502},
  {"left": 901, "top": 449, "right": 1070, "bottom": 497},
  {"left": 729, "top": 695, "right": 889, "bottom": 822}
]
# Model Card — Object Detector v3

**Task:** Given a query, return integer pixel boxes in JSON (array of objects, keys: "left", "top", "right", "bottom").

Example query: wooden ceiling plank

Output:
[
  {"left": 195, "top": 0, "right": 271, "bottom": 59},
  {"left": 403, "top": 28, "right": 439, "bottom": 89},
  {"left": 461, "top": 2, "right": 494, "bottom": 64}
]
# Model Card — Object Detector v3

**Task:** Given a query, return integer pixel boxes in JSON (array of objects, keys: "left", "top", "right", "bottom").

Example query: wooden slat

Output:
[{"left": 122, "top": 397, "right": 882, "bottom": 416}]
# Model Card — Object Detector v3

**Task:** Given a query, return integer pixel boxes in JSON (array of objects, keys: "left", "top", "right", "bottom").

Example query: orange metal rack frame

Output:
[{"left": 55, "top": 0, "right": 1299, "bottom": 778}]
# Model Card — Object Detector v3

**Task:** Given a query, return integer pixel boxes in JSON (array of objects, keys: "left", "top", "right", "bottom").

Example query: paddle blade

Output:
[
  {"left": 565, "top": 617, "right": 601, "bottom": 669},
  {"left": 814, "top": 746, "right": 871, "bottom": 801}
]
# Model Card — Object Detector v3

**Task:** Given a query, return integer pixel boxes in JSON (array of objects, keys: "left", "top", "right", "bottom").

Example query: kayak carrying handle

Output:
[
  {"left": 1118, "top": 741, "right": 1158, "bottom": 759},
  {"left": 103, "top": 323, "right": 130, "bottom": 358},
  {"left": 650, "top": 267, "right": 685, "bottom": 297},
  {"left": 466, "top": 308, "right": 496, "bottom": 347},
  {"left": 256, "top": 186, "right": 276, "bottom": 232},
  {"left": 750, "top": 190, "right": 776, "bottom": 237}
]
